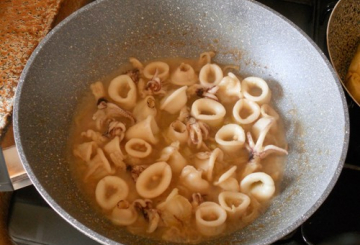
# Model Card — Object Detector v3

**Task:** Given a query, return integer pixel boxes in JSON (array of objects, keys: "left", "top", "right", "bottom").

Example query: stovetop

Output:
[{"left": 8, "top": 0, "right": 360, "bottom": 244}]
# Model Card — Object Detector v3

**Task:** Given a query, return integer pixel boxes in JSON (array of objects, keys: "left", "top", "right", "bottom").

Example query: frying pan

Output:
[
  {"left": 13, "top": 0, "right": 349, "bottom": 244},
  {"left": 327, "top": 0, "right": 360, "bottom": 106}
]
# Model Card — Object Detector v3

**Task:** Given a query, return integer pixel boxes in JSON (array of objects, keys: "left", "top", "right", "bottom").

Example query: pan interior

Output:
[{"left": 14, "top": 0, "right": 348, "bottom": 244}]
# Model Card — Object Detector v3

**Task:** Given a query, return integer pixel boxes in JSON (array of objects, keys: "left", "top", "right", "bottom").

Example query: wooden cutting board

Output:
[{"left": 0, "top": 1, "right": 91, "bottom": 244}]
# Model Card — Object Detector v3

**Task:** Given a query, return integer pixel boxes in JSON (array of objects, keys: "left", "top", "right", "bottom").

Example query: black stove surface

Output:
[{"left": 8, "top": 0, "right": 360, "bottom": 244}]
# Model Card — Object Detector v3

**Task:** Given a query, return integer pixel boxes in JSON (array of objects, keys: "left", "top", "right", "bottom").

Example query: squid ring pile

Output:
[{"left": 70, "top": 52, "right": 288, "bottom": 243}]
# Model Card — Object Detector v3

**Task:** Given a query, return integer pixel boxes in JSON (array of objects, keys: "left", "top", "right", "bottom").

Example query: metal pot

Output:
[{"left": 12, "top": 0, "right": 349, "bottom": 244}]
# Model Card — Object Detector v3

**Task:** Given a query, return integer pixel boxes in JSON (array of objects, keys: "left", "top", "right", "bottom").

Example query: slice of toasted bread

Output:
[
  {"left": 0, "top": 1, "right": 90, "bottom": 244},
  {"left": 0, "top": 0, "right": 64, "bottom": 138},
  {"left": 0, "top": 0, "right": 91, "bottom": 140}
]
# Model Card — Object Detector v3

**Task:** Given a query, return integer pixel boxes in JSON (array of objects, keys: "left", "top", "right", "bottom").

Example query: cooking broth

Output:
[{"left": 68, "top": 52, "right": 288, "bottom": 243}]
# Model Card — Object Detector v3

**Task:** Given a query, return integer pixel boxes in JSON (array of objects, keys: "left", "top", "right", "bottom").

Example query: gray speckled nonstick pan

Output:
[
  {"left": 13, "top": 0, "right": 349, "bottom": 244},
  {"left": 327, "top": 0, "right": 360, "bottom": 106}
]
